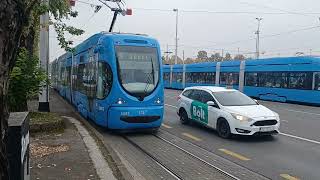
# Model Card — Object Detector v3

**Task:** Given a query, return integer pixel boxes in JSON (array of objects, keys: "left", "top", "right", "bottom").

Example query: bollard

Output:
[{"left": 6, "top": 112, "right": 30, "bottom": 180}]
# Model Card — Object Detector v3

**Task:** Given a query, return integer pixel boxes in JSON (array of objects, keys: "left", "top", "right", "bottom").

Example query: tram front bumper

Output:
[{"left": 108, "top": 105, "right": 164, "bottom": 129}]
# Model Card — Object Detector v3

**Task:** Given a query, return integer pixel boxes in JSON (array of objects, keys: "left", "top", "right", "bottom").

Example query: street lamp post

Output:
[
  {"left": 255, "top": 17, "right": 262, "bottom": 59},
  {"left": 173, "top": 8, "right": 178, "bottom": 64}
]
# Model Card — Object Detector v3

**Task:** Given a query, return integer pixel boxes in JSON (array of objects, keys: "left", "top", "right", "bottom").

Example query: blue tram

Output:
[
  {"left": 164, "top": 56, "right": 320, "bottom": 105},
  {"left": 51, "top": 32, "right": 164, "bottom": 130}
]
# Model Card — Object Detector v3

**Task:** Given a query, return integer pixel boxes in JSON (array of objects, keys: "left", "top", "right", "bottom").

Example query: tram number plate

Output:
[{"left": 259, "top": 126, "right": 275, "bottom": 132}]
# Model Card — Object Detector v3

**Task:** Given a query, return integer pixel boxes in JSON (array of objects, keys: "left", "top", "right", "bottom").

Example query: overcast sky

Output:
[{"left": 49, "top": 0, "right": 320, "bottom": 61}]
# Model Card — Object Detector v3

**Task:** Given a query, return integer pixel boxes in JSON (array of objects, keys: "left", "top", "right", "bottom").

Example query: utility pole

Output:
[
  {"left": 221, "top": 49, "right": 224, "bottom": 61},
  {"left": 38, "top": 0, "right": 50, "bottom": 112},
  {"left": 164, "top": 44, "right": 173, "bottom": 63},
  {"left": 182, "top": 50, "right": 185, "bottom": 65},
  {"left": 173, "top": 8, "right": 179, "bottom": 64},
  {"left": 255, "top": 17, "right": 263, "bottom": 59}
]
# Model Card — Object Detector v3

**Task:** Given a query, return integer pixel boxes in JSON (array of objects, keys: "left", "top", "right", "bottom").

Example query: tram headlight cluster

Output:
[
  {"left": 117, "top": 98, "right": 126, "bottom": 105},
  {"left": 155, "top": 98, "right": 161, "bottom": 104}
]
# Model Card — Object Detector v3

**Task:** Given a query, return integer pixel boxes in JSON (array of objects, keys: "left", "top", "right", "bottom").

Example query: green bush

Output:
[{"left": 9, "top": 48, "right": 47, "bottom": 112}]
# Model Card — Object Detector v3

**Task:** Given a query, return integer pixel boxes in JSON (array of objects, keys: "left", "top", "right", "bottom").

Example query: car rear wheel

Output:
[
  {"left": 179, "top": 109, "right": 189, "bottom": 124},
  {"left": 218, "top": 119, "right": 231, "bottom": 139}
]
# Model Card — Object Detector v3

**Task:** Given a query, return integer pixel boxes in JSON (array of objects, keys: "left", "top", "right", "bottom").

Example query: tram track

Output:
[
  {"left": 124, "top": 136, "right": 183, "bottom": 180},
  {"left": 123, "top": 132, "right": 247, "bottom": 180}
]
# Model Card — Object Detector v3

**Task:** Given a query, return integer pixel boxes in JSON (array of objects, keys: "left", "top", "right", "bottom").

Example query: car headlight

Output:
[
  {"left": 231, "top": 113, "right": 252, "bottom": 122},
  {"left": 272, "top": 111, "right": 280, "bottom": 120}
]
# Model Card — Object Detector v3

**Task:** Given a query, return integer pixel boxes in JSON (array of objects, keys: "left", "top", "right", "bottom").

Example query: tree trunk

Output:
[{"left": 0, "top": 1, "right": 31, "bottom": 179}]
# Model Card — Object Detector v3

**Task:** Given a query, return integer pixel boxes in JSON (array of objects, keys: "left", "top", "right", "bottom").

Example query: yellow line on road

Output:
[
  {"left": 280, "top": 174, "right": 300, "bottom": 180},
  {"left": 218, "top": 148, "right": 250, "bottom": 161},
  {"left": 162, "top": 123, "right": 173, "bottom": 129},
  {"left": 182, "top": 133, "right": 202, "bottom": 141}
]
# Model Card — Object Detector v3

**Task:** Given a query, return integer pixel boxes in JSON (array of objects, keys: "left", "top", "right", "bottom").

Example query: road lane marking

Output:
[
  {"left": 279, "top": 132, "right": 320, "bottom": 145},
  {"left": 280, "top": 174, "right": 300, "bottom": 180},
  {"left": 218, "top": 149, "right": 250, "bottom": 161},
  {"left": 165, "top": 104, "right": 178, "bottom": 109},
  {"left": 182, "top": 133, "right": 202, "bottom": 141},
  {"left": 162, "top": 123, "right": 173, "bottom": 129}
]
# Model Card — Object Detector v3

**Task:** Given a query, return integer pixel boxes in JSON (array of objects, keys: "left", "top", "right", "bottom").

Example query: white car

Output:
[{"left": 177, "top": 86, "right": 280, "bottom": 138}]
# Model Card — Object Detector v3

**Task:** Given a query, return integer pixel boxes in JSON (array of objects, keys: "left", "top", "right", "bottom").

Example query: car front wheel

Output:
[{"left": 218, "top": 119, "right": 231, "bottom": 139}]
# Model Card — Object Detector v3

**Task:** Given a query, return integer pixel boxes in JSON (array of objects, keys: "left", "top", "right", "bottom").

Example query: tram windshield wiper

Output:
[{"left": 140, "top": 58, "right": 154, "bottom": 100}]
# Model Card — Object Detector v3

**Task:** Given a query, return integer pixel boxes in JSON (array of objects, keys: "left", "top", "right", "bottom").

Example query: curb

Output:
[{"left": 54, "top": 92, "right": 134, "bottom": 180}]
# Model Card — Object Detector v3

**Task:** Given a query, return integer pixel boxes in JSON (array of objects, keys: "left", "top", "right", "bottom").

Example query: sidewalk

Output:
[{"left": 28, "top": 91, "right": 117, "bottom": 180}]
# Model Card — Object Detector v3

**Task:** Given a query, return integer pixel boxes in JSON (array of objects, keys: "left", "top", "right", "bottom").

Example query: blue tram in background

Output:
[
  {"left": 51, "top": 32, "right": 164, "bottom": 130},
  {"left": 164, "top": 56, "right": 320, "bottom": 105}
]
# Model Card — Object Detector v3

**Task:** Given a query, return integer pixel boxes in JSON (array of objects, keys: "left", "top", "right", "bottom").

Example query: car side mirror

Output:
[{"left": 207, "top": 101, "right": 216, "bottom": 107}]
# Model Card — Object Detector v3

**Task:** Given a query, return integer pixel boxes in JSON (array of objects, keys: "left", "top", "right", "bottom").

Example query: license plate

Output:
[{"left": 259, "top": 126, "right": 275, "bottom": 132}]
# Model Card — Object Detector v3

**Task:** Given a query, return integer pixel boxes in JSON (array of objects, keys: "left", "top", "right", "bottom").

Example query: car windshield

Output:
[
  {"left": 116, "top": 46, "right": 160, "bottom": 99},
  {"left": 213, "top": 91, "right": 257, "bottom": 106}
]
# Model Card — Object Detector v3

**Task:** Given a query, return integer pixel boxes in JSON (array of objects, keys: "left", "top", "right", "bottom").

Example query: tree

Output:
[
  {"left": 184, "top": 58, "right": 194, "bottom": 64},
  {"left": 210, "top": 53, "right": 222, "bottom": 62},
  {"left": 224, "top": 52, "right": 232, "bottom": 61},
  {"left": 8, "top": 48, "right": 46, "bottom": 112},
  {"left": 0, "top": 1, "right": 83, "bottom": 178},
  {"left": 234, "top": 54, "right": 246, "bottom": 60},
  {"left": 197, "top": 50, "right": 208, "bottom": 60}
]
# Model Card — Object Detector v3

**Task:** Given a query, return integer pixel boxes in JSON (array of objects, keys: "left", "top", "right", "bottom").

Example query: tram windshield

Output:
[{"left": 116, "top": 46, "right": 160, "bottom": 99}]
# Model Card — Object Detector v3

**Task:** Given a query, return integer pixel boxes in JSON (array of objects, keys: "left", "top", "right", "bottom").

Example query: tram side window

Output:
[
  {"left": 86, "top": 62, "right": 97, "bottom": 98},
  {"left": 259, "top": 72, "right": 288, "bottom": 88},
  {"left": 315, "top": 73, "right": 320, "bottom": 91},
  {"left": 77, "top": 64, "right": 86, "bottom": 94},
  {"left": 66, "top": 67, "right": 71, "bottom": 87},
  {"left": 96, "top": 62, "right": 113, "bottom": 99},
  {"left": 186, "top": 72, "right": 192, "bottom": 83},
  {"left": 220, "top": 72, "right": 239, "bottom": 85},
  {"left": 245, "top": 72, "right": 258, "bottom": 86},
  {"left": 163, "top": 72, "right": 170, "bottom": 81},
  {"left": 186, "top": 72, "right": 215, "bottom": 84},
  {"left": 172, "top": 72, "right": 183, "bottom": 83},
  {"left": 288, "top": 72, "right": 312, "bottom": 90},
  {"left": 72, "top": 66, "right": 77, "bottom": 90}
]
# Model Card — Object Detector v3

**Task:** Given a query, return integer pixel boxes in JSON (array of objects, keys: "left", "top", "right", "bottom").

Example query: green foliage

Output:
[
  {"left": 49, "top": 0, "right": 84, "bottom": 52},
  {"left": 8, "top": 48, "right": 47, "bottom": 112},
  {"left": 31, "top": 0, "right": 84, "bottom": 52}
]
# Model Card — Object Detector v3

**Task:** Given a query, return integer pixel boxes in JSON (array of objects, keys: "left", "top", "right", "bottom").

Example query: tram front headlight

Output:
[
  {"left": 155, "top": 98, "right": 161, "bottom": 104},
  {"left": 117, "top": 98, "right": 126, "bottom": 105}
]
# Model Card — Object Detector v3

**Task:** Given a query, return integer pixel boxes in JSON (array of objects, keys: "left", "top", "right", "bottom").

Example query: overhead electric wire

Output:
[
  {"left": 175, "top": 24, "right": 320, "bottom": 50},
  {"left": 238, "top": 1, "right": 318, "bottom": 18},
  {"left": 132, "top": 7, "right": 320, "bottom": 15}
]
